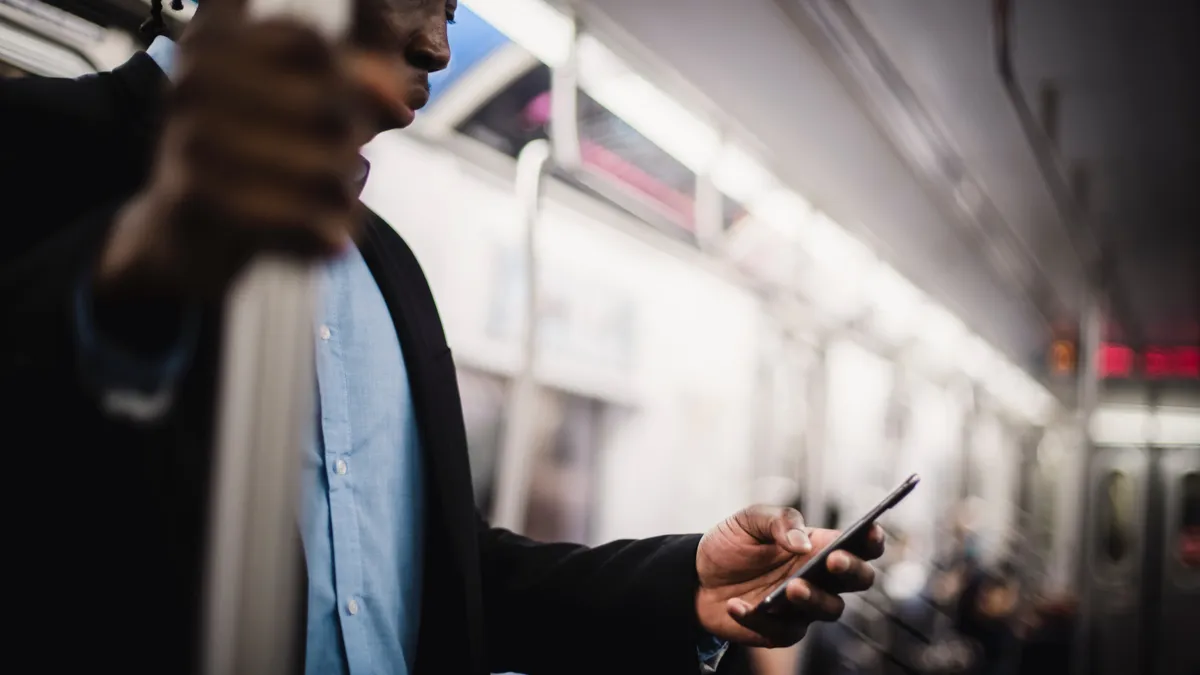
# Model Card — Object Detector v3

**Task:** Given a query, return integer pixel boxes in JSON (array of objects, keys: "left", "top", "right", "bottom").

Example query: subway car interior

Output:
[{"left": 2, "top": 0, "right": 1197, "bottom": 674}]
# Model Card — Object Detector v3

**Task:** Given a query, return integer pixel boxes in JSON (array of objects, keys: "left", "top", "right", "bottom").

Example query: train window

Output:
[
  {"left": 1097, "top": 471, "right": 1135, "bottom": 564},
  {"left": 456, "top": 65, "right": 705, "bottom": 244},
  {"left": 721, "top": 194, "right": 750, "bottom": 231},
  {"left": 575, "top": 90, "right": 698, "bottom": 234},
  {"left": 456, "top": 64, "right": 552, "bottom": 159}
]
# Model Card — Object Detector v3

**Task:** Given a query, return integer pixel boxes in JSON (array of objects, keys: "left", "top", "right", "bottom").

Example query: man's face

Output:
[{"left": 347, "top": 0, "right": 456, "bottom": 132}]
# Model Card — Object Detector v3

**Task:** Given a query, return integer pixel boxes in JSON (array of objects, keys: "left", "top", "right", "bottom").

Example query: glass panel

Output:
[
  {"left": 455, "top": 65, "right": 703, "bottom": 244},
  {"left": 575, "top": 90, "right": 698, "bottom": 233},
  {"left": 721, "top": 194, "right": 750, "bottom": 231},
  {"left": 456, "top": 64, "right": 552, "bottom": 158},
  {"left": 1097, "top": 471, "right": 1135, "bottom": 563}
]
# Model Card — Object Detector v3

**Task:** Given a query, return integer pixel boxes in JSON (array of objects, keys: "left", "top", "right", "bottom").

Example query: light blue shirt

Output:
[{"left": 79, "top": 36, "right": 728, "bottom": 674}]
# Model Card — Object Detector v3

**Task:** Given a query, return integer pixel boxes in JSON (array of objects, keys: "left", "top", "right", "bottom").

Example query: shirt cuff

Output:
[
  {"left": 74, "top": 272, "right": 200, "bottom": 421},
  {"left": 697, "top": 634, "right": 731, "bottom": 674}
]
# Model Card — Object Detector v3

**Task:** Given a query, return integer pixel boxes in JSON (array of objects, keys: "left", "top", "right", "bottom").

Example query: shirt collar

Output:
[{"left": 144, "top": 36, "right": 370, "bottom": 194}]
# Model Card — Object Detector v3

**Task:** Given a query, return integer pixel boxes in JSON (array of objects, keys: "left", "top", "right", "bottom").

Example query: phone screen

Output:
[{"left": 754, "top": 473, "right": 920, "bottom": 614}]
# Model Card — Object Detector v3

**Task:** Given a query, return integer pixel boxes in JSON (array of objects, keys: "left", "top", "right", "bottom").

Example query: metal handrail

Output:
[
  {"left": 991, "top": 0, "right": 1140, "bottom": 348},
  {"left": 490, "top": 138, "right": 553, "bottom": 531},
  {"left": 201, "top": 2, "right": 350, "bottom": 674}
]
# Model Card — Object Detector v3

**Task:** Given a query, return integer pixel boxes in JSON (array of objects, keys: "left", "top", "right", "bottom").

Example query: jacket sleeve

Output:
[
  {"left": 2, "top": 53, "right": 201, "bottom": 421},
  {"left": 0, "top": 53, "right": 165, "bottom": 265},
  {"left": 478, "top": 514, "right": 714, "bottom": 674}
]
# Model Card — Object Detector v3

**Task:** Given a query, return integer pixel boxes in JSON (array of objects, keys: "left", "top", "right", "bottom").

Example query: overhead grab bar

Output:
[{"left": 991, "top": 0, "right": 1140, "bottom": 346}]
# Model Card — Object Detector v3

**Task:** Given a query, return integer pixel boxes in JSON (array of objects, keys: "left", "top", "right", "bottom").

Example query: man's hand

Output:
[
  {"left": 98, "top": 0, "right": 363, "bottom": 302},
  {"left": 695, "top": 505, "right": 884, "bottom": 648}
]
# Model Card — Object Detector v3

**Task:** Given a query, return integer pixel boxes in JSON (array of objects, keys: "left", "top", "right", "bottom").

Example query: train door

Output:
[
  {"left": 1081, "top": 446, "right": 1149, "bottom": 675},
  {"left": 1149, "top": 446, "right": 1200, "bottom": 675}
]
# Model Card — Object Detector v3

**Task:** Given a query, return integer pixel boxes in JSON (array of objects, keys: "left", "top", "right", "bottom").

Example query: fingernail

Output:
[
  {"left": 731, "top": 602, "right": 748, "bottom": 618},
  {"left": 830, "top": 553, "right": 849, "bottom": 573},
  {"left": 792, "top": 581, "right": 811, "bottom": 601},
  {"left": 787, "top": 529, "right": 812, "bottom": 553}
]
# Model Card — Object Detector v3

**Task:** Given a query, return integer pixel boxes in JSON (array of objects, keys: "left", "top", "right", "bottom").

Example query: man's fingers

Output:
[
  {"left": 861, "top": 524, "right": 886, "bottom": 560},
  {"left": 727, "top": 599, "right": 810, "bottom": 648},
  {"left": 826, "top": 550, "right": 876, "bottom": 592},
  {"left": 737, "top": 505, "right": 811, "bottom": 553},
  {"left": 784, "top": 578, "right": 846, "bottom": 621}
]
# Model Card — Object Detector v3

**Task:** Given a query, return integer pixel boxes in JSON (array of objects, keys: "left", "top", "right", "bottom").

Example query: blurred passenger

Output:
[
  {"left": 0, "top": 1, "right": 885, "bottom": 673},
  {"left": 955, "top": 566, "right": 1021, "bottom": 675},
  {"left": 1012, "top": 592, "right": 1076, "bottom": 675}
]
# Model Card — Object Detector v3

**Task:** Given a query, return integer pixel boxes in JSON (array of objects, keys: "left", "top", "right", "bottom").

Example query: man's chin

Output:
[{"left": 367, "top": 103, "right": 416, "bottom": 135}]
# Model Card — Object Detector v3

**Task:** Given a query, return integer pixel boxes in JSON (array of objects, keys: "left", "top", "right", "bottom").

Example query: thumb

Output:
[{"left": 739, "top": 505, "right": 812, "bottom": 554}]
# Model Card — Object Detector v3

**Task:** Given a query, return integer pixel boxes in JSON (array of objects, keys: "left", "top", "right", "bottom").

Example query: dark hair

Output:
[{"left": 141, "top": 0, "right": 185, "bottom": 39}]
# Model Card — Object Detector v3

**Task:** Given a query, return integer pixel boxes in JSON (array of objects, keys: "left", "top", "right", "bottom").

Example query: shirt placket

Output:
[{"left": 317, "top": 261, "right": 370, "bottom": 675}]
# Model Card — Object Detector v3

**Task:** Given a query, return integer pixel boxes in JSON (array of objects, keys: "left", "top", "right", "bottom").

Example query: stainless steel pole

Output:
[
  {"left": 491, "top": 138, "right": 552, "bottom": 531},
  {"left": 201, "top": 2, "right": 350, "bottom": 674}
]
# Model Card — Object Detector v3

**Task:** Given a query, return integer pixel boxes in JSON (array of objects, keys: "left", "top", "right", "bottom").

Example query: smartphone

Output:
[{"left": 754, "top": 473, "right": 920, "bottom": 614}]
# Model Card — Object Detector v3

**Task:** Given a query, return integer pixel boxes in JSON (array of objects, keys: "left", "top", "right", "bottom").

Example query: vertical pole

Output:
[
  {"left": 1070, "top": 290, "right": 1103, "bottom": 675},
  {"left": 492, "top": 14, "right": 579, "bottom": 532},
  {"left": 202, "top": 3, "right": 349, "bottom": 674},
  {"left": 491, "top": 139, "right": 553, "bottom": 531},
  {"left": 204, "top": 259, "right": 319, "bottom": 675}
]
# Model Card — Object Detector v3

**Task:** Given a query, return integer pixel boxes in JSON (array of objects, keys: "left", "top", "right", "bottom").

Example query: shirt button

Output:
[
  {"left": 335, "top": 459, "right": 348, "bottom": 475},
  {"left": 319, "top": 325, "right": 332, "bottom": 341},
  {"left": 347, "top": 598, "right": 359, "bottom": 616}
]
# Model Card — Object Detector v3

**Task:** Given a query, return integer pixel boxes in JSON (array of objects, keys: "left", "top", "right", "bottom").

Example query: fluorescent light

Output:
[
  {"left": 959, "top": 334, "right": 999, "bottom": 382},
  {"left": 1028, "top": 387, "right": 1056, "bottom": 426},
  {"left": 463, "top": 0, "right": 573, "bottom": 66},
  {"left": 748, "top": 188, "right": 813, "bottom": 238},
  {"left": 865, "top": 265, "right": 921, "bottom": 337},
  {"left": 1091, "top": 406, "right": 1153, "bottom": 446},
  {"left": 988, "top": 363, "right": 1055, "bottom": 425},
  {"left": 710, "top": 143, "right": 779, "bottom": 205},
  {"left": 1153, "top": 408, "right": 1200, "bottom": 446},
  {"left": 1091, "top": 405, "right": 1200, "bottom": 446},
  {"left": 798, "top": 211, "right": 876, "bottom": 268},
  {"left": 796, "top": 213, "right": 879, "bottom": 320},
  {"left": 577, "top": 34, "right": 720, "bottom": 172},
  {"left": 915, "top": 302, "right": 966, "bottom": 359}
]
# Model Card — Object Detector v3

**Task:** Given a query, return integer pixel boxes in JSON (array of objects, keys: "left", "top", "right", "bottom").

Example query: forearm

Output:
[
  {"left": 62, "top": 201, "right": 205, "bottom": 422},
  {"left": 479, "top": 522, "right": 706, "bottom": 674}
]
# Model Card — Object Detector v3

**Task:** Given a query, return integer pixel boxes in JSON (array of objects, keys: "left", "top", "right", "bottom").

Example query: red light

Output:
[
  {"left": 1099, "top": 343, "right": 1133, "bottom": 378},
  {"left": 1176, "top": 346, "right": 1200, "bottom": 378},
  {"left": 1145, "top": 347, "right": 1171, "bottom": 378}
]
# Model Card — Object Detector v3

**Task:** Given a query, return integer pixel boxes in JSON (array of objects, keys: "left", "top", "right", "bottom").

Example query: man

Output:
[{"left": 0, "top": 1, "right": 883, "bottom": 673}]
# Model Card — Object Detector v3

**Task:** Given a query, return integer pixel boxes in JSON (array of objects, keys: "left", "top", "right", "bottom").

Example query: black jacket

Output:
[{"left": 0, "top": 54, "right": 709, "bottom": 674}]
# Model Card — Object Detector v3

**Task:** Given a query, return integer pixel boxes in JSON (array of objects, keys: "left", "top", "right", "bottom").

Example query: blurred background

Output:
[{"left": 3, "top": 0, "right": 1197, "bottom": 673}]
